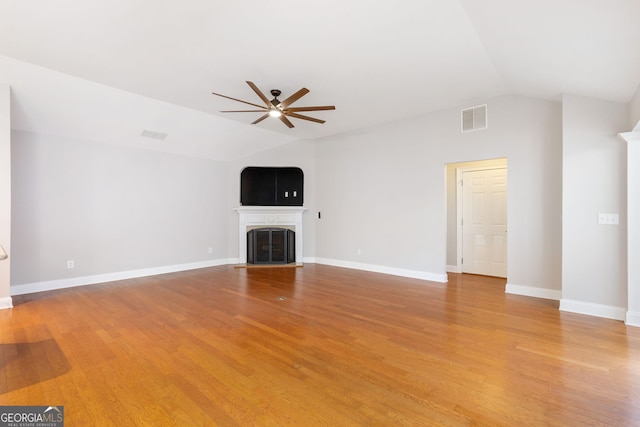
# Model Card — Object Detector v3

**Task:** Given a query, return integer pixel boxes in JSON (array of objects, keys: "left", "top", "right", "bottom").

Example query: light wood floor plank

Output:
[{"left": 2, "top": 264, "right": 640, "bottom": 426}]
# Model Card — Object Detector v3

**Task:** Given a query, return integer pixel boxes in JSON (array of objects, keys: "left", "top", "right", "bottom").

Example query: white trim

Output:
[
  {"left": 625, "top": 311, "right": 640, "bottom": 327},
  {"left": 618, "top": 130, "right": 640, "bottom": 329},
  {"left": 312, "top": 258, "right": 448, "bottom": 283},
  {"left": 446, "top": 264, "right": 458, "bottom": 273},
  {"left": 0, "top": 296, "right": 13, "bottom": 309},
  {"left": 10, "top": 258, "right": 232, "bottom": 296},
  {"left": 9, "top": 257, "right": 449, "bottom": 296},
  {"left": 505, "top": 283, "right": 561, "bottom": 301},
  {"left": 559, "top": 299, "right": 626, "bottom": 321},
  {"left": 618, "top": 130, "right": 640, "bottom": 144}
]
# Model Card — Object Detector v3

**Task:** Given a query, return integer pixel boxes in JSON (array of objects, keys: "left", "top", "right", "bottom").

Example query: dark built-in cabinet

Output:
[{"left": 240, "top": 167, "right": 303, "bottom": 206}]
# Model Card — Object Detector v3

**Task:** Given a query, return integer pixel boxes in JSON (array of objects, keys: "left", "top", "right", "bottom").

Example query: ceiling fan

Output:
[{"left": 211, "top": 81, "right": 335, "bottom": 128}]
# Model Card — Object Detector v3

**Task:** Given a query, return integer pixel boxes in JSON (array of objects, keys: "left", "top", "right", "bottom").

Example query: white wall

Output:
[
  {"left": 0, "top": 84, "right": 11, "bottom": 308},
  {"left": 561, "top": 95, "right": 628, "bottom": 319},
  {"left": 11, "top": 130, "right": 230, "bottom": 290},
  {"left": 227, "top": 140, "right": 317, "bottom": 262},
  {"left": 315, "top": 95, "right": 562, "bottom": 293}
]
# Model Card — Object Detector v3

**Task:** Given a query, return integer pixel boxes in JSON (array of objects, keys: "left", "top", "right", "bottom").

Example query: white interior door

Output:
[{"left": 462, "top": 168, "right": 507, "bottom": 277}]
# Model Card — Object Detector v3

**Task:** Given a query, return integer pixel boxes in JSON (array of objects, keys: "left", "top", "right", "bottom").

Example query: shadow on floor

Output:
[{"left": 1, "top": 339, "right": 71, "bottom": 394}]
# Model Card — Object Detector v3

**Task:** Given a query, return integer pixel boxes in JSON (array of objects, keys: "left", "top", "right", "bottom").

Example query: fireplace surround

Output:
[{"left": 234, "top": 206, "right": 306, "bottom": 265}]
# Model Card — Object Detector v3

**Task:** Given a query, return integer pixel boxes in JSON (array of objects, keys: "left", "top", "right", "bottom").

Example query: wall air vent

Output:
[
  {"left": 141, "top": 130, "right": 168, "bottom": 140},
  {"left": 461, "top": 104, "right": 487, "bottom": 133}
]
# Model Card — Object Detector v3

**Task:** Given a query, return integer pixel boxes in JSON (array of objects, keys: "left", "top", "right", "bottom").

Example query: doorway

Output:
[{"left": 446, "top": 158, "right": 508, "bottom": 278}]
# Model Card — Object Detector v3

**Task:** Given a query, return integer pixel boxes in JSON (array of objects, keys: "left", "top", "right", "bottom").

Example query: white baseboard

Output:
[
  {"left": 312, "top": 258, "right": 448, "bottom": 283},
  {"left": 11, "top": 258, "right": 233, "bottom": 296},
  {"left": 625, "top": 311, "right": 640, "bottom": 327},
  {"left": 0, "top": 296, "right": 13, "bottom": 309},
  {"left": 505, "top": 283, "right": 561, "bottom": 301},
  {"left": 446, "top": 264, "right": 460, "bottom": 273},
  {"left": 559, "top": 299, "right": 626, "bottom": 321}
]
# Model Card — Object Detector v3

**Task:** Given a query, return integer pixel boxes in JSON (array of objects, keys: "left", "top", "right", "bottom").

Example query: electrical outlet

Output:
[
  {"left": 208, "top": 247, "right": 213, "bottom": 254},
  {"left": 67, "top": 260, "right": 74, "bottom": 269}
]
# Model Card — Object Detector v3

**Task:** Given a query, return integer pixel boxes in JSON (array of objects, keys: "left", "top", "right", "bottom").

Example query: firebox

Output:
[{"left": 247, "top": 228, "right": 295, "bottom": 264}]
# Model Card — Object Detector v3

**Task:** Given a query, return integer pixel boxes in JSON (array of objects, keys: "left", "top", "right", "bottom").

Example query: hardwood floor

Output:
[{"left": 2, "top": 264, "right": 640, "bottom": 426}]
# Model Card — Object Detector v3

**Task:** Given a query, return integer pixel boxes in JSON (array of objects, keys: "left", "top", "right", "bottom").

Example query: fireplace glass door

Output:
[{"left": 247, "top": 228, "right": 295, "bottom": 264}]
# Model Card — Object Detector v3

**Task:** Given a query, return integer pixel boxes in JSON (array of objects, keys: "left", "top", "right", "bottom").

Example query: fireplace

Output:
[
  {"left": 247, "top": 228, "right": 295, "bottom": 264},
  {"left": 234, "top": 206, "right": 306, "bottom": 265}
]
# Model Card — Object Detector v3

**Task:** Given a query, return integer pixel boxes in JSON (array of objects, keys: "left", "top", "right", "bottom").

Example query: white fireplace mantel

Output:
[{"left": 234, "top": 206, "right": 307, "bottom": 264}]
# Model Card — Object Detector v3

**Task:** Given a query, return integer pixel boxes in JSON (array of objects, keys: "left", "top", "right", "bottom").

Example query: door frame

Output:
[{"left": 455, "top": 164, "right": 508, "bottom": 274}]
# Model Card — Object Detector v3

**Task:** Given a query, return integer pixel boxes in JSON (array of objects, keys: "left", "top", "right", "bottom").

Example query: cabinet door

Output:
[
  {"left": 241, "top": 168, "right": 277, "bottom": 206},
  {"left": 276, "top": 168, "right": 303, "bottom": 206}
]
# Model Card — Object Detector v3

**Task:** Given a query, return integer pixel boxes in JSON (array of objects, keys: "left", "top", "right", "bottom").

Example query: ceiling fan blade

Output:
[
  {"left": 211, "top": 92, "right": 266, "bottom": 109},
  {"left": 221, "top": 109, "right": 268, "bottom": 113},
  {"left": 279, "top": 115, "right": 295, "bottom": 128},
  {"left": 285, "top": 112, "right": 326, "bottom": 124},
  {"left": 280, "top": 88, "right": 310, "bottom": 108},
  {"left": 284, "top": 105, "right": 336, "bottom": 112},
  {"left": 252, "top": 113, "right": 271, "bottom": 125},
  {"left": 246, "top": 81, "right": 272, "bottom": 107}
]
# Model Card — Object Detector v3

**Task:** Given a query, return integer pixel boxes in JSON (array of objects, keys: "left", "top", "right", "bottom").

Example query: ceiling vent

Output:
[
  {"left": 141, "top": 130, "right": 168, "bottom": 140},
  {"left": 461, "top": 104, "right": 487, "bottom": 133}
]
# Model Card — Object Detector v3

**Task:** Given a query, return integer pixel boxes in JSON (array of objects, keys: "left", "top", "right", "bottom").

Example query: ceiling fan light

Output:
[{"left": 269, "top": 109, "right": 282, "bottom": 118}]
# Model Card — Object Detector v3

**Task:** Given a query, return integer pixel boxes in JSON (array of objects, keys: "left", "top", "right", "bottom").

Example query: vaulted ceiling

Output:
[{"left": 1, "top": 0, "right": 639, "bottom": 160}]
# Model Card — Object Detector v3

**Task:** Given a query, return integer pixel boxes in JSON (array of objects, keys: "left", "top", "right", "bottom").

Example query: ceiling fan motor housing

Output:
[{"left": 270, "top": 89, "right": 282, "bottom": 107}]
